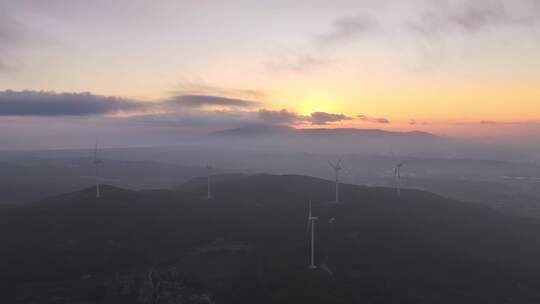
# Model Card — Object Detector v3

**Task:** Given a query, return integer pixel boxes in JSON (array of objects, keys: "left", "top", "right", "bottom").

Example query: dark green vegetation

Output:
[{"left": 2, "top": 174, "right": 540, "bottom": 303}]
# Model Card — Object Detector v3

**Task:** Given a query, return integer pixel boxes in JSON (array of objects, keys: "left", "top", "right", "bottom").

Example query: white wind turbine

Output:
[
  {"left": 81, "top": 137, "right": 118, "bottom": 198},
  {"left": 391, "top": 153, "right": 405, "bottom": 197},
  {"left": 328, "top": 158, "right": 343, "bottom": 204},
  {"left": 306, "top": 200, "right": 319, "bottom": 270},
  {"left": 205, "top": 163, "right": 214, "bottom": 200}
]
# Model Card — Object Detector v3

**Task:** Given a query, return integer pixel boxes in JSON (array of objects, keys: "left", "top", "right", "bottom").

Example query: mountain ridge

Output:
[{"left": 210, "top": 125, "right": 439, "bottom": 140}]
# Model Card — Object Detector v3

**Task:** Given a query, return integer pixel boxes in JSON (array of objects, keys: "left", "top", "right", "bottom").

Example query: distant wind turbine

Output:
[
  {"left": 205, "top": 163, "right": 214, "bottom": 200},
  {"left": 307, "top": 200, "right": 319, "bottom": 270},
  {"left": 81, "top": 137, "right": 118, "bottom": 198},
  {"left": 328, "top": 158, "right": 343, "bottom": 203},
  {"left": 392, "top": 153, "right": 405, "bottom": 197}
]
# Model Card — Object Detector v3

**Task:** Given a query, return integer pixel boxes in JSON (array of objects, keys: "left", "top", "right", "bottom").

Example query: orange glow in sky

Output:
[{"left": 1, "top": 0, "right": 540, "bottom": 138}]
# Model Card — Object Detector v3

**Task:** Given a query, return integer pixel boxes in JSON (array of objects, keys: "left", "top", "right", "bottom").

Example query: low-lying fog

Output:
[{"left": 1, "top": 126, "right": 539, "bottom": 217}]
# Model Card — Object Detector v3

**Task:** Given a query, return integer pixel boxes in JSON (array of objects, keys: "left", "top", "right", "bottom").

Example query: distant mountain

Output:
[
  {"left": 3, "top": 174, "right": 540, "bottom": 303},
  {"left": 299, "top": 128, "right": 438, "bottom": 139},
  {"left": 210, "top": 125, "right": 439, "bottom": 141},
  {"left": 210, "top": 124, "right": 295, "bottom": 137}
]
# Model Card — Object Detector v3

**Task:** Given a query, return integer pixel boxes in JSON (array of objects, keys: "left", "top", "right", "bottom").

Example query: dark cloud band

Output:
[
  {"left": 358, "top": 114, "right": 390, "bottom": 124},
  {"left": 0, "top": 90, "right": 145, "bottom": 116},
  {"left": 258, "top": 109, "right": 308, "bottom": 124},
  {"left": 310, "top": 111, "right": 352, "bottom": 125},
  {"left": 258, "top": 109, "right": 352, "bottom": 125}
]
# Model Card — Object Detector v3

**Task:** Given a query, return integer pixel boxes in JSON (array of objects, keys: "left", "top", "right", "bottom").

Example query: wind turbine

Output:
[
  {"left": 328, "top": 158, "right": 343, "bottom": 203},
  {"left": 205, "top": 163, "right": 214, "bottom": 200},
  {"left": 81, "top": 137, "right": 117, "bottom": 198},
  {"left": 306, "top": 200, "right": 319, "bottom": 270},
  {"left": 392, "top": 153, "right": 405, "bottom": 197}
]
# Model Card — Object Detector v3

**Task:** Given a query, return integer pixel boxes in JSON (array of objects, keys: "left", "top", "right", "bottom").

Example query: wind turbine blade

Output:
[{"left": 328, "top": 160, "right": 334, "bottom": 169}]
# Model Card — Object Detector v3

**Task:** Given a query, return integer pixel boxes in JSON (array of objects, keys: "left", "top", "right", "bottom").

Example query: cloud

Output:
[
  {"left": 265, "top": 54, "right": 329, "bottom": 74},
  {"left": 258, "top": 109, "right": 309, "bottom": 124},
  {"left": 0, "top": 8, "right": 24, "bottom": 45},
  {"left": 0, "top": 21, "right": 19, "bottom": 45},
  {"left": 309, "top": 111, "right": 353, "bottom": 125},
  {"left": 407, "top": 119, "right": 429, "bottom": 126},
  {"left": 317, "top": 15, "right": 377, "bottom": 44},
  {"left": 167, "top": 84, "right": 265, "bottom": 109},
  {"left": 166, "top": 95, "right": 260, "bottom": 109},
  {"left": 358, "top": 114, "right": 390, "bottom": 124},
  {"left": 266, "top": 15, "right": 375, "bottom": 74},
  {"left": 450, "top": 1, "right": 538, "bottom": 32},
  {"left": 409, "top": 0, "right": 540, "bottom": 37},
  {"left": 402, "top": 0, "right": 540, "bottom": 70},
  {"left": 268, "top": 1, "right": 540, "bottom": 74},
  {"left": 0, "top": 13, "right": 24, "bottom": 72},
  {"left": 0, "top": 60, "right": 10, "bottom": 72},
  {"left": 175, "top": 83, "right": 267, "bottom": 100},
  {"left": 0, "top": 17, "right": 19, "bottom": 72},
  {"left": 0, "top": 90, "right": 146, "bottom": 116},
  {"left": 258, "top": 109, "right": 353, "bottom": 125},
  {"left": 480, "top": 120, "right": 523, "bottom": 125}
]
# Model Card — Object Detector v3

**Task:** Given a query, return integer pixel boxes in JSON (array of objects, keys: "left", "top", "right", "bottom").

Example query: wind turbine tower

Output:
[
  {"left": 206, "top": 163, "right": 214, "bottom": 200},
  {"left": 392, "top": 153, "right": 405, "bottom": 197},
  {"left": 92, "top": 137, "right": 103, "bottom": 198},
  {"left": 328, "top": 158, "right": 343, "bottom": 203},
  {"left": 81, "top": 137, "right": 118, "bottom": 198},
  {"left": 307, "top": 200, "right": 319, "bottom": 270}
]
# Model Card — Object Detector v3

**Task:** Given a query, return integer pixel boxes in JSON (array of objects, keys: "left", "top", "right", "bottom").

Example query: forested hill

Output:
[{"left": 2, "top": 174, "right": 540, "bottom": 303}]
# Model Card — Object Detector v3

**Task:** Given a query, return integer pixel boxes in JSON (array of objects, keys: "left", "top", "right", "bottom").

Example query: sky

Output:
[{"left": 1, "top": 0, "right": 540, "bottom": 148}]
